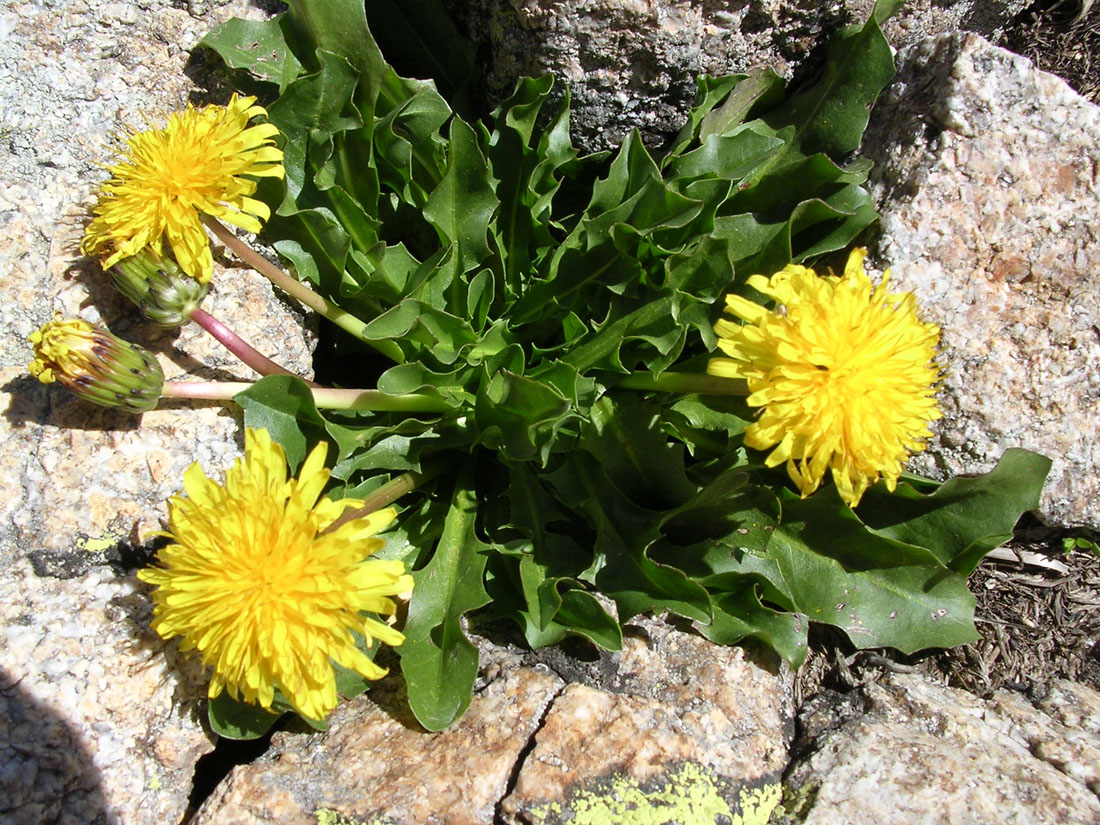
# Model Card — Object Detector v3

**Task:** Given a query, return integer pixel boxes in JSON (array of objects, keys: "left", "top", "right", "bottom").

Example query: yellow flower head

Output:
[
  {"left": 27, "top": 317, "right": 164, "bottom": 413},
  {"left": 708, "top": 249, "right": 941, "bottom": 507},
  {"left": 81, "top": 94, "right": 285, "bottom": 284},
  {"left": 139, "top": 428, "right": 412, "bottom": 722}
]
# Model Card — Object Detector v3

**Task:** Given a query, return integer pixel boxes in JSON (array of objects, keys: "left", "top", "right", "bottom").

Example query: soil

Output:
[
  {"left": 1000, "top": 0, "right": 1100, "bottom": 103},
  {"left": 795, "top": 526, "right": 1100, "bottom": 705}
]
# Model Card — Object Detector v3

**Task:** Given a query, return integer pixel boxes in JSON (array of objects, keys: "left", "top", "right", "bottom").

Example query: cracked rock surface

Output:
[
  {"left": 190, "top": 617, "right": 795, "bottom": 825},
  {"left": 780, "top": 674, "right": 1100, "bottom": 825},
  {"left": 444, "top": 0, "right": 1027, "bottom": 153}
]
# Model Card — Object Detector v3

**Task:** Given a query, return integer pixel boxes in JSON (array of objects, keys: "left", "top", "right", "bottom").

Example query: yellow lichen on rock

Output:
[
  {"left": 529, "top": 762, "right": 782, "bottom": 825},
  {"left": 313, "top": 809, "right": 393, "bottom": 825}
]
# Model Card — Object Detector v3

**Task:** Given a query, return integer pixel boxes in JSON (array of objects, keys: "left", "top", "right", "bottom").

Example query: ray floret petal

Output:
[
  {"left": 139, "top": 428, "right": 412, "bottom": 722},
  {"left": 82, "top": 94, "right": 285, "bottom": 283},
  {"left": 707, "top": 248, "right": 942, "bottom": 507}
]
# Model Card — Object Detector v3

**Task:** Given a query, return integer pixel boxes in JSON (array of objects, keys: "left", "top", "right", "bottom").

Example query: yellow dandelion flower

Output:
[
  {"left": 139, "top": 428, "right": 412, "bottom": 722},
  {"left": 708, "top": 248, "right": 941, "bottom": 507},
  {"left": 81, "top": 94, "right": 284, "bottom": 283}
]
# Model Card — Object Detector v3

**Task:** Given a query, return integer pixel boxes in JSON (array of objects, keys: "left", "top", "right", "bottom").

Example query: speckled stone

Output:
[
  {"left": 499, "top": 615, "right": 792, "bottom": 823},
  {"left": 0, "top": 1, "right": 310, "bottom": 823},
  {"left": 0, "top": 0, "right": 312, "bottom": 565},
  {"left": 1, "top": 558, "right": 211, "bottom": 825},
  {"left": 783, "top": 674, "right": 1100, "bottom": 825},
  {"left": 189, "top": 660, "right": 567, "bottom": 825},
  {"left": 186, "top": 615, "right": 792, "bottom": 825},
  {"left": 864, "top": 33, "right": 1100, "bottom": 529},
  {"left": 444, "top": 0, "right": 1026, "bottom": 153}
]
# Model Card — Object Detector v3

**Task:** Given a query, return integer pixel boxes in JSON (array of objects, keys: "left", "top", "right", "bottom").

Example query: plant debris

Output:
[{"left": 1000, "top": 0, "right": 1100, "bottom": 102}]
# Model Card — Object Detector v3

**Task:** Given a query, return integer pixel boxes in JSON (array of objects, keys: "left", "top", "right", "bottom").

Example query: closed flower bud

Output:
[
  {"left": 111, "top": 249, "right": 209, "bottom": 328},
  {"left": 27, "top": 318, "right": 164, "bottom": 413}
]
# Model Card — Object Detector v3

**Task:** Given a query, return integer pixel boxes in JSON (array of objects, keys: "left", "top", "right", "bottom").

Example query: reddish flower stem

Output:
[{"left": 189, "top": 307, "right": 316, "bottom": 385}]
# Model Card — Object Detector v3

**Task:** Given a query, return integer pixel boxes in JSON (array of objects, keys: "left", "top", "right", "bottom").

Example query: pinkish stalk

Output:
[
  {"left": 188, "top": 307, "right": 314, "bottom": 385},
  {"left": 203, "top": 216, "right": 405, "bottom": 364}
]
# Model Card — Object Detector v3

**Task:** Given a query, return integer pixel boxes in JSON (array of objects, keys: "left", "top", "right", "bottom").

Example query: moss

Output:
[{"left": 767, "top": 780, "right": 820, "bottom": 825}]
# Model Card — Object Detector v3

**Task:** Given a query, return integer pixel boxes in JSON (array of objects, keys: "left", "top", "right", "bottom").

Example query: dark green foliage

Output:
[{"left": 199, "top": 0, "right": 1050, "bottom": 730}]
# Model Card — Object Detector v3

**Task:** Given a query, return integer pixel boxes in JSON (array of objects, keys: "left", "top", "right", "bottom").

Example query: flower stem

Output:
[
  {"left": 189, "top": 307, "right": 317, "bottom": 385},
  {"left": 325, "top": 464, "right": 443, "bottom": 535},
  {"left": 616, "top": 371, "right": 749, "bottom": 395},
  {"left": 161, "top": 381, "right": 451, "bottom": 412},
  {"left": 202, "top": 216, "right": 405, "bottom": 364}
]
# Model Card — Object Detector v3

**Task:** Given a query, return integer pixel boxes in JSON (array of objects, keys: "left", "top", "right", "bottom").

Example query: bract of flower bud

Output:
[
  {"left": 111, "top": 249, "right": 209, "bottom": 328},
  {"left": 27, "top": 318, "right": 164, "bottom": 413}
]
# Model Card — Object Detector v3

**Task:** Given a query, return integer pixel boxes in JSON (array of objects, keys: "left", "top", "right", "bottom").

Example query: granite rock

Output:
[
  {"left": 782, "top": 674, "right": 1100, "bottom": 825},
  {"left": 189, "top": 616, "right": 794, "bottom": 825},
  {"left": 0, "top": 1, "right": 308, "bottom": 823},
  {"left": 1, "top": 559, "right": 212, "bottom": 825},
  {"left": 0, "top": 0, "right": 313, "bottom": 565},
  {"left": 500, "top": 615, "right": 792, "bottom": 824},
  {"left": 444, "top": 0, "right": 1027, "bottom": 152},
  {"left": 190, "top": 654, "right": 567, "bottom": 825},
  {"left": 864, "top": 33, "right": 1100, "bottom": 529}
]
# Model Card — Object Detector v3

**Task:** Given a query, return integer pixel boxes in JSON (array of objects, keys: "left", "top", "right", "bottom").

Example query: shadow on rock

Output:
[
  {"left": 0, "top": 665, "right": 116, "bottom": 825},
  {"left": 0, "top": 375, "right": 143, "bottom": 433}
]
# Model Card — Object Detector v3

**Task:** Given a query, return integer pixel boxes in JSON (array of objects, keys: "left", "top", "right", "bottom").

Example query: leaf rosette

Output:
[{"left": 197, "top": 0, "right": 1050, "bottom": 730}]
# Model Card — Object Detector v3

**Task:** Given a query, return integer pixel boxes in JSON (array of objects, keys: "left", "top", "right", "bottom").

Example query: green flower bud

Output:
[
  {"left": 111, "top": 249, "right": 208, "bottom": 328},
  {"left": 28, "top": 318, "right": 164, "bottom": 413}
]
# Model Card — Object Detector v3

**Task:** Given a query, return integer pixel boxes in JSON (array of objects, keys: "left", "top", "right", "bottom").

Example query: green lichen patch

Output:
[
  {"left": 314, "top": 808, "right": 396, "bottom": 825},
  {"left": 528, "top": 762, "right": 782, "bottom": 825}
]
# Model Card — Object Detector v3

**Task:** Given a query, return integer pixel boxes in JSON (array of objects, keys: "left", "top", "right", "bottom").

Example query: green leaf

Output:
[
  {"left": 725, "top": 150, "right": 867, "bottom": 214},
  {"left": 284, "top": 0, "right": 387, "bottom": 101},
  {"left": 270, "top": 211, "right": 352, "bottom": 295},
  {"left": 474, "top": 370, "right": 576, "bottom": 462},
  {"left": 768, "top": 491, "right": 979, "bottom": 653},
  {"left": 859, "top": 449, "right": 1052, "bottom": 575},
  {"left": 207, "top": 692, "right": 282, "bottom": 741},
  {"left": 267, "top": 50, "right": 364, "bottom": 203},
  {"left": 665, "top": 74, "right": 744, "bottom": 157},
  {"left": 522, "top": 584, "right": 624, "bottom": 650},
  {"left": 872, "top": 0, "right": 906, "bottom": 25},
  {"left": 198, "top": 15, "right": 304, "bottom": 93},
  {"left": 665, "top": 128, "right": 784, "bottom": 184},
  {"left": 1064, "top": 535, "right": 1100, "bottom": 556},
  {"left": 699, "top": 586, "right": 809, "bottom": 667},
  {"left": 487, "top": 76, "right": 578, "bottom": 298},
  {"left": 760, "top": 6, "right": 897, "bottom": 158},
  {"left": 372, "top": 78, "right": 451, "bottom": 206},
  {"left": 668, "top": 395, "right": 752, "bottom": 441},
  {"left": 234, "top": 375, "right": 327, "bottom": 471},
  {"left": 422, "top": 117, "right": 499, "bottom": 289},
  {"left": 399, "top": 472, "right": 491, "bottom": 730},
  {"left": 660, "top": 470, "right": 774, "bottom": 551},
  {"left": 359, "top": 300, "right": 478, "bottom": 365},
  {"left": 583, "top": 398, "right": 695, "bottom": 509},
  {"left": 550, "top": 452, "right": 713, "bottom": 624},
  {"left": 698, "top": 69, "right": 786, "bottom": 142},
  {"left": 560, "top": 296, "right": 676, "bottom": 375}
]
